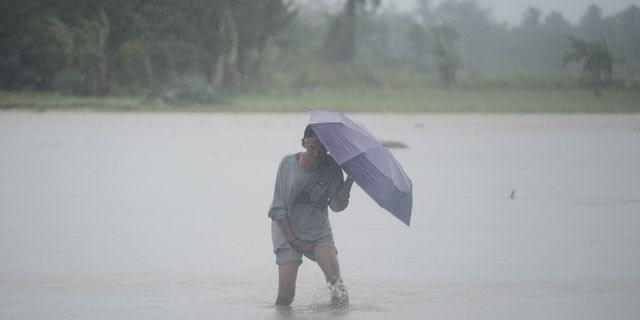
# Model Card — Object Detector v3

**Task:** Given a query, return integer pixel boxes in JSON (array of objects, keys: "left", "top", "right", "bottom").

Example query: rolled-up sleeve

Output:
[{"left": 268, "top": 159, "right": 288, "bottom": 220}]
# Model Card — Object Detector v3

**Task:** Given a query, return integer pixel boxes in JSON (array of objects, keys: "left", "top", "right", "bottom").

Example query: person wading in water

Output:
[{"left": 268, "top": 125, "right": 354, "bottom": 307}]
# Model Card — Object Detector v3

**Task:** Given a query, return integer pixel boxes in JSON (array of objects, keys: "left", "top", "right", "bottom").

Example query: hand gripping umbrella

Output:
[{"left": 310, "top": 109, "right": 413, "bottom": 226}]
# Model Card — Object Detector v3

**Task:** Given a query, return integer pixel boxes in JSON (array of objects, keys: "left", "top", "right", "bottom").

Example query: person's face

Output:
[{"left": 302, "top": 137, "right": 327, "bottom": 165}]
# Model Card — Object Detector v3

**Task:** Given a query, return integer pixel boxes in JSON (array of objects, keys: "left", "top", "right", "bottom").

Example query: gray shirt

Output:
[{"left": 269, "top": 153, "right": 348, "bottom": 247}]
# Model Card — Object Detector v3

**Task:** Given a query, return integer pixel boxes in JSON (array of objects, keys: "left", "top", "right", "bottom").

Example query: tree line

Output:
[
  {"left": 353, "top": 0, "right": 639, "bottom": 89},
  {"left": 1, "top": 0, "right": 638, "bottom": 98},
  {"left": 0, "top": 0, "right": 295, "bottom": 96}
]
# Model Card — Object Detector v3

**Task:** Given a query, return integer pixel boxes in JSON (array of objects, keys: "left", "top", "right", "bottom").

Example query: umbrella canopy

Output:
[{"left": 310, "top": 109, "right": 413, "bottom": 226}]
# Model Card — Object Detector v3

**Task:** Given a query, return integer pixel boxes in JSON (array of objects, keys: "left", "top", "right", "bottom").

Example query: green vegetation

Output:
[
  {"left": 563, "top": 36, "right": 614, "bottom": 96},
  {"left": 1, "top": 0, "right": 639, "bottom": 112},
  {"left": 0, "top": 0, "right": 295, "bottom": 95},
  {"left": 3, "top": 86, "right": 638, "bottom": 113}
]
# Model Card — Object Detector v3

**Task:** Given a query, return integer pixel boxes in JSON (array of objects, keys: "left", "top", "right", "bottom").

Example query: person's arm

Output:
[
  {"left": 269, "top": 157, "right": 311, "bottom": 253},
  {"left": 268, "top": 159, "right": 288, "bottom": 220},
  {"left": 330, "top": 176, "right": 353, "bottom": 212}
]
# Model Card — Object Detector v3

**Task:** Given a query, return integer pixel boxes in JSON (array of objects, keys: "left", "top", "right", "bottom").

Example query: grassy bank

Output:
[{"left": 1, "top": 87, "right": 639, "bottom": 113}]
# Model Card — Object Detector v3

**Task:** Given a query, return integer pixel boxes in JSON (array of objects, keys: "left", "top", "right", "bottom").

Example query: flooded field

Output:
[{"left": 1, "top": 112, "right": 639, "bottom": 319}]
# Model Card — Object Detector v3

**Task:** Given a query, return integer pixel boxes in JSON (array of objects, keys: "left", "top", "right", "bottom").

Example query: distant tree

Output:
[
  {"left": 563, "top": 36, "right": 613, "bottom": 95},
  {"left": 233, "top": 0, "right": 297, "bottom": 90},
  {"left": 0, "top": 0, "right": 295, "bottom": 95},
  {"left": 407, "top": 21, "right": 431, "bottom": 73},
  {"left": 406, "top": 0, "right": 433, "bottom": 73},
  {"left": 325, "top": 0, "right": 381, "bottom": 63},
  {"left": 433, "top": 0, "right": 496, "bottom": 73},
  {"left": 540, "top": 11, "right": 573, "bottom": 70},
  {"left": 607, "top": 5, "right": 640, "bottom": 76},
  {"left": 543, "top": 11, "right": 571, "bottom": 31},
  {"left": 579, "top": 4, "right": 605, "bottom": 39},
  {"left": 512, "top": 6, "right": 546, "bottom": 71},
  {"left": 67, "top": 9, "right": 111, "bottom": 95},
  {"left": 356, "top": 9, "right": 399, "bottom": 69},
  {"left": 0, "top": 1, "right": 71, "bottom": 90},
  {"left": 429, "top": 23, "right": 460, "bottom": 87},
  {"left": 435, "top": 0, "right": 491, "bottom": 26},
  {"left": 150, "top": 0, "right": 295, "bottom": 91},
  {"left": 415, "top": 0, "right": 435, "bottom": 26},
  {"left": 521, "top": 6, "right": 542, "bottom": 28}
]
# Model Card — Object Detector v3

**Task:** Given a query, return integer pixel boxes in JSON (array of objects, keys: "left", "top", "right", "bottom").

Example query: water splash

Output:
[
  {"left": 304, "top": 280, "right": 350, "bottom": 312},
  {"left": 328, "top": 281, "right": 349, "bottom": 309}
]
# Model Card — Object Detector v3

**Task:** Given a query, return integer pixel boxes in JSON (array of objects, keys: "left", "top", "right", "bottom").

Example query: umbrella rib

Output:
[{"left": 338, "top": 143, "right": 384, "bottom": 164}]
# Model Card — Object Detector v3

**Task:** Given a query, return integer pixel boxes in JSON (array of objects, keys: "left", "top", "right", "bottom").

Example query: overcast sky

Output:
[{"left": 306, "top": 0, "right": 640, "bottom": 25}]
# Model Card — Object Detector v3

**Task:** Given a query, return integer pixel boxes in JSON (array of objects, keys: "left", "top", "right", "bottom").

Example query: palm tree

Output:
[{"left": 563, "top": 36, "right": 613, "bottom": 96}]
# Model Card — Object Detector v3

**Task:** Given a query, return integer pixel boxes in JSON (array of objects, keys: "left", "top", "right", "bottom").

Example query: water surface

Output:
[{"left": 1, "top": 112, "right": 639, "bottom": 319}]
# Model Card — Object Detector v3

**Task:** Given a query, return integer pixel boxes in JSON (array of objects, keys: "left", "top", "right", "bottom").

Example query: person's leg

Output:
[
  {"left": 313, "top": 246, "right": 341, "bottom": 284},
  {"left": 313, "top": 246, "right": 349, "bottom": 307},
  {"left": 276, "top": 262, "right": 299, "bottom": 305}
]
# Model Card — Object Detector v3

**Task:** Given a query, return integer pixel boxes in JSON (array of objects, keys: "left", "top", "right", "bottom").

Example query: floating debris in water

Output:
[
  {"left": 382, "top": 140, "right": 408, "bottom": 149},
  {"left": 510, "top": 189, "right": 516, "bottom": 199}
]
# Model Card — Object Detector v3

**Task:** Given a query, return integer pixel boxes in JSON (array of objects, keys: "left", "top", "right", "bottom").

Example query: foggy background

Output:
[{"left": 315, "top": 0, "right": 640, "bottom": 24}]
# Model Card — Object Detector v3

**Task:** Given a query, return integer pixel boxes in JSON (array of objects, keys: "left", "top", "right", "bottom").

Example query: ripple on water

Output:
[
  {"left": 572, "top": 197, "right": 640, "bottom": 206},
  {"left": 270, "top": 284, "right": 387, "bottom": 320}
]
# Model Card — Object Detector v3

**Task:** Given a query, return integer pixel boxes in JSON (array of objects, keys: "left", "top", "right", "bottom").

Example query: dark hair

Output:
[{"left": 303, "top": 125, "right": 316, "bottom": 138}]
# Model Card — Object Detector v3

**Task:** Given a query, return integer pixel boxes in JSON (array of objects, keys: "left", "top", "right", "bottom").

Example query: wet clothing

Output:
[
  {"left": 269, "top": 153, "right": 348, "bottom": 264},
  {"left": 272, "top": 233, "right": 336, "bottom": 265}
]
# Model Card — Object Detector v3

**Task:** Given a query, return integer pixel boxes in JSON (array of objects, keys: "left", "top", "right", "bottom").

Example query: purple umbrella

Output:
[{"left": 310, "top": 109, "right": 413, "bottom": 226}]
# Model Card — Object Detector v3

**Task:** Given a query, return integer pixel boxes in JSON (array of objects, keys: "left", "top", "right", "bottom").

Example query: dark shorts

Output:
[{"left": 275, "top": 235, "right": 337, "bottom": 265}]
